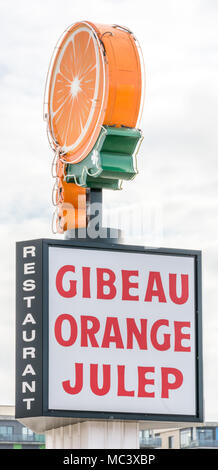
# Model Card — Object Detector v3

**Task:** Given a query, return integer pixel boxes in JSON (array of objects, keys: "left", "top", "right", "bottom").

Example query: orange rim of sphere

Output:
[{"left": 47, "top": 21, "right": 144, "bottom": 164}]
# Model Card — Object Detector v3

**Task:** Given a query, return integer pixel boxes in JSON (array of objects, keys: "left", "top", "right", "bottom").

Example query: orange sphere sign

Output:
[{"left": 46, "top": 21, "right": 144, "bottom": 164}]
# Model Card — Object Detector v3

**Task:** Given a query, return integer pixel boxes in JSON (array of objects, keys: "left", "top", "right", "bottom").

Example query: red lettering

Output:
[
  {"left": 117, "top": 365, "right": 135, "bottom": 396},
  {"left": 126, "top": 318, "right": 147, "bottom": 350},
  {"left": 81, "top": 316, "right": 100, "bottom": 347},
  {"left": 90, "top": 364, "right": 111, "bottom": 396},
  {"left": 122, "top": 270, "right": 139, "bottom": 301},
  {"left": 101, "top": 317, "right": 124, "bottom": 349},
  {"left": 169, "top": 273, "right": 189, "bottom": 304},
  {"left": 161, "top": 367, "right": 183, "bottom": 398},
  {"left": 150, "top": 319, "right": 170, "bottom": 351},
  {"left": 62, "top": 364, "right": 185, "bottom": 399},
  {"left": 55, "top": 314, "right": 77, "bottom": 347},
  {"left": 82, "top": 267, "right": 91, "bottom": 298},
  {"left": 97, "top": 268, "right": 116, "bottom": 299},
  {"left": 145, "top": 272, "right": 167, "bottom": 303},
  {"left": 138, "top": 367, "right": 155, "bottom": 397},
  {"left": 56, "top": 265, "right": 76, "bottom": 298},
  {"left": 62, "top": 363, "right": 83, "bottom": 394},
  {"left": 174, "top": 321, "right": 191, "bottom": 351}
]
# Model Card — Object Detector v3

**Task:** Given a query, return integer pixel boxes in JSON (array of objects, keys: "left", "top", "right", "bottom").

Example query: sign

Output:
[{"left": 16, "top": 239, "right": 203, "bottom": 429}]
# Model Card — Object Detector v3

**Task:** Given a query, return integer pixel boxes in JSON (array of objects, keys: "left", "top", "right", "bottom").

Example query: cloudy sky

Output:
[{"left": 1, "top": 0, "right": 218, "bottom": 422}]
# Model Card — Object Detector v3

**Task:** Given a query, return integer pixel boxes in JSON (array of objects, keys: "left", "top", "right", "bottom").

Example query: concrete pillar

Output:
[{"left": 45, "top": 421, "right": 139, "bottom": 449}]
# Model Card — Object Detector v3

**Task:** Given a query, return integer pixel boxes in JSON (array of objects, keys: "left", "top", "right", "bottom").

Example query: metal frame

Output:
[{"left": 40, "top": 238, "right": 203, "bottom": 423}]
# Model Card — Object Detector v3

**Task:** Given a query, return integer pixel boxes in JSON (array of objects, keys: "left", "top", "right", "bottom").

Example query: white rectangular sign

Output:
[{"left": 48, "top": 244, "right": 200, "bottom": 419}]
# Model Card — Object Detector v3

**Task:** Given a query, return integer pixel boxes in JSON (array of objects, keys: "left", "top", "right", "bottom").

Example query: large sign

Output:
[{"left": 16, "top": 239, "right": 203, "bottom": 428}]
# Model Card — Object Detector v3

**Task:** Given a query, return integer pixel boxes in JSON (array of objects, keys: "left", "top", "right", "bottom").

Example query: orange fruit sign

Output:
[{"left": 46, "top": 21, "right": 144, "bottom": 164}]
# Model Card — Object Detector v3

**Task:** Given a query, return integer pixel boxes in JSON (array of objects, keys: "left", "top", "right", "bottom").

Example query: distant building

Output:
[
  {"left": 0, "top": 406, "right": 45, "bottom": 449},
  {"left": 139, "top": 429, "right": 162, "bottom": 449},
  {"left": 139, "top": 423, "right": 218, "bottom": 449}
]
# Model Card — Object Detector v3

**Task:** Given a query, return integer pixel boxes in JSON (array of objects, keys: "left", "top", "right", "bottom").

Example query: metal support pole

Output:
[
  {"left": 65, "top": 188, "right": 122, "bottom": 243},
  {"left": 87, "top": 188, "right": 103, "bottom": 230}
]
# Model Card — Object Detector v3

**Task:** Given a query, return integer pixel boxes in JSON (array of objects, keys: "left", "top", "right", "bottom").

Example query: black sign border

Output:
[{"left": 41, "top": 238, "right": 203, "bottom": 423}]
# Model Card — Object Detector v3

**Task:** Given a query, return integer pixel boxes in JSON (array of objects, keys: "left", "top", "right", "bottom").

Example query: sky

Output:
[{"left": 0, "top": 0, "right": 218, "bottom": 422}]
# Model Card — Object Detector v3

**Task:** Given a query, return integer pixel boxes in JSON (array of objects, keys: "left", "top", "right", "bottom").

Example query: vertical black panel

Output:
[{"left": 15, "top": 239, "right": 43, "bottom": 418}]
